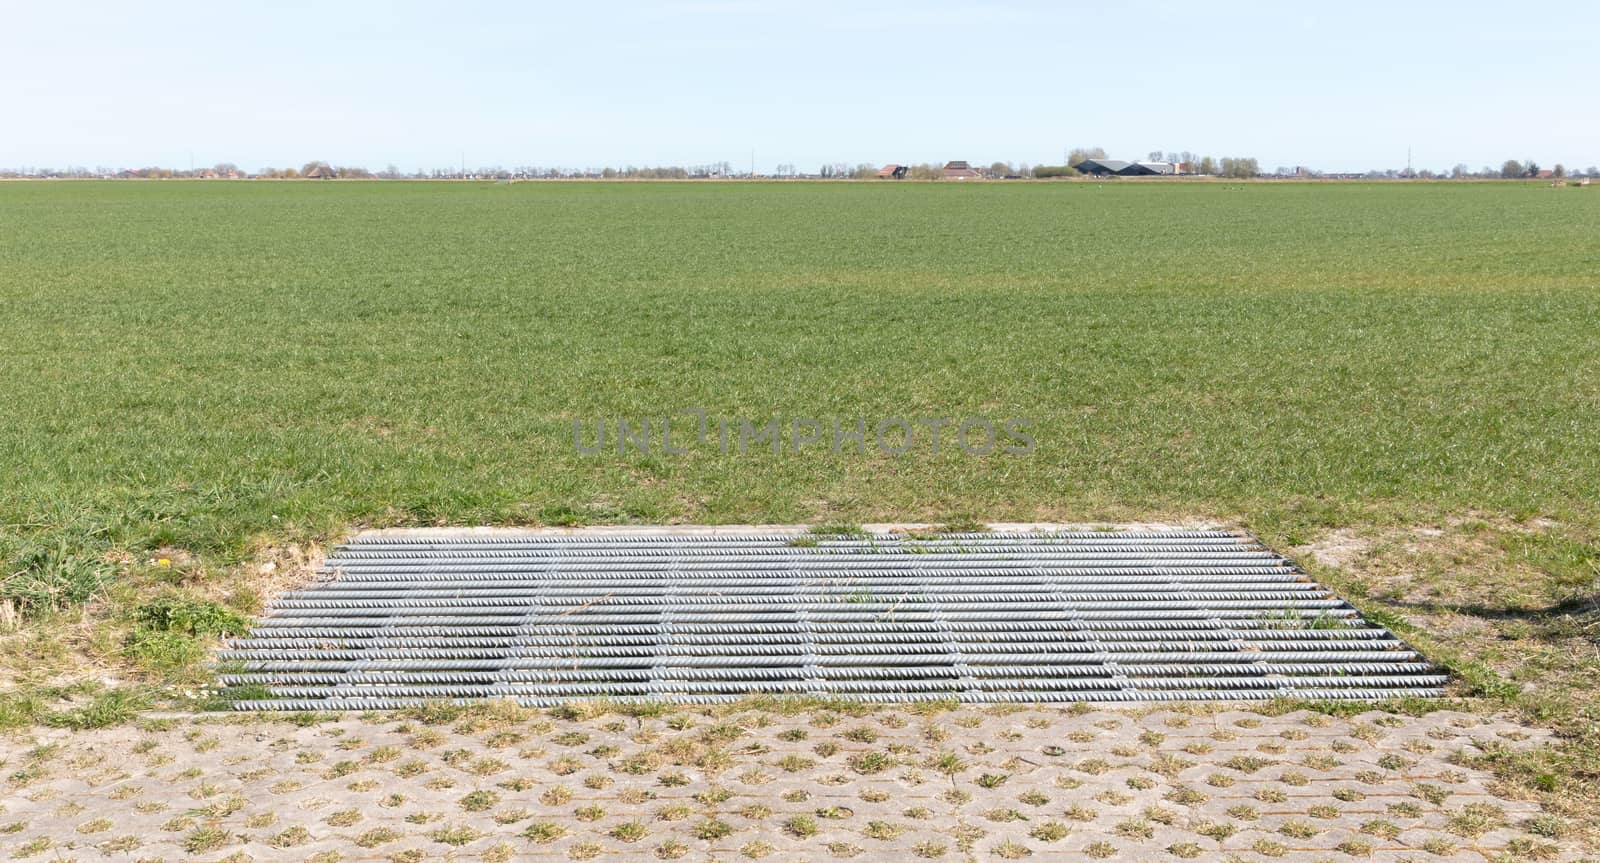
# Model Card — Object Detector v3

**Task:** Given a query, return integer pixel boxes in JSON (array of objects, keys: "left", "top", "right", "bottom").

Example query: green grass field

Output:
[
  {"left": 1, "top": 181, "right": 1597, "bottom": 759},
  {"left": 3, "top": 181, "right": 1597, "bottom": 551}
]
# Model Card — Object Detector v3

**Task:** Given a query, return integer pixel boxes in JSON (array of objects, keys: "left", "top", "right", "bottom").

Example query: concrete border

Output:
[{"left": 353, "top": 520, "right": 1232, "bottom": 539}]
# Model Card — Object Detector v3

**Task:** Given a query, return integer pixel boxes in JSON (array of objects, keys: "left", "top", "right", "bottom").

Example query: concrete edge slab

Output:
[{"left": 352, "top": 520, "right": 1233, "bottom": 539}]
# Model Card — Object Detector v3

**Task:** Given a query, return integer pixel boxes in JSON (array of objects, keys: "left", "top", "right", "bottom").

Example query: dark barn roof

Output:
[
  {"left": 1122, "top": 162, "right": 1176, "bottom": 176},
  {"left": 1073, "top": 159, "right": 1131, "bottom": 175}
]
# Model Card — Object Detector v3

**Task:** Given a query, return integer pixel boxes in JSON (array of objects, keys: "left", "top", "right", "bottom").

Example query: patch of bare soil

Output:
[
  {"left": 240, "top": 540, "right": 329, "bottom": 603},
  {"left": 1298, "top": 527, "right": 1374, "bottom": 570},
  {"left": 1293, "top": 516, "right": 1577, "bottom": 613}
]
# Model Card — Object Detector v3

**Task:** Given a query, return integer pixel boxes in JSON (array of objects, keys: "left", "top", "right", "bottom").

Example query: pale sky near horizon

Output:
[{"left": 5, "top": 0, "right": 1597, "bottom": 174}]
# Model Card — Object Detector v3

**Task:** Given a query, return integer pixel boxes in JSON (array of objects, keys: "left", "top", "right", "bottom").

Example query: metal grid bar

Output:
[{"left": 221, "top": 530, "right": 1443, "bottom": 709}]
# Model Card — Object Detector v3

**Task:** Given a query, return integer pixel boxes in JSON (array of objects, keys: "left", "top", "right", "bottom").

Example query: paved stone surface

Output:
[{"left": 0, "top": 704, "right": 1581, "bottom": 861}]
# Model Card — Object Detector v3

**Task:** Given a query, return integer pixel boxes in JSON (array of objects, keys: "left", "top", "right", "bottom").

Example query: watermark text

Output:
[{"left": 573, "top": 410, "right": 1034, "bottom": 456}]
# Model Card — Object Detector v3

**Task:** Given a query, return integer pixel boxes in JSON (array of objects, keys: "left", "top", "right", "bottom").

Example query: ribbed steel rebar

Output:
[
  {"left": 221, "top": 661, "right": 1433, "bottom": 684},
  {"left": 221, "top": 530, "right": 1443, "bottom": 709},
  {"left": 244, "top": 675, "right": 1448, "bottom": 700}
]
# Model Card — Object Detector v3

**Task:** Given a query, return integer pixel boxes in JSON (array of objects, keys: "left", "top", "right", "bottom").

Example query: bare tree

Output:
[
  {"left": 1067, "top": 146, "right": 1107, "bottom": 167},
  {"left": 1219, "top": 157, "right": 1259, "bottom": 178}
]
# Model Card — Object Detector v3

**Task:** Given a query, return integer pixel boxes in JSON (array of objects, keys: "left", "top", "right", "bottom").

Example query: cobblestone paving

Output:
[{"left": 0, "top": 705, "right": 1582, "bottom": 862}]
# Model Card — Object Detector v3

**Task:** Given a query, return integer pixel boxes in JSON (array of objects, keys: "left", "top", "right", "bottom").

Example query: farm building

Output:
[
  {"left": 877, "top": 164, "right": 908, "bottom": 179},
  {"left": 1073, "top": 158, "right": 1181, "bottom": 177},
  {"left": 303, "top": 164, "right": 337, "bottom": 179},
  {"left": 943, "top": 160, "right": 982, "bottom": 180},
  {"left": 1123, "top": 161, "right": 1177, "bottom": 176}
]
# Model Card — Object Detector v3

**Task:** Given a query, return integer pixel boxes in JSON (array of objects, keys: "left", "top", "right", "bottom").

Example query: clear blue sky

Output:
[{"left": 6, "top": 0, "right": 1596, "bottom": 174}]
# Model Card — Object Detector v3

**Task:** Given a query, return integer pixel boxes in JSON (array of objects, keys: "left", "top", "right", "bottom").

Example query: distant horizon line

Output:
[
  {"left": 4, "top": 155, "right": 1594, "bottom": 181},
  {"left": 3, "top": 175, "right": 1587, "bottom": 183},
  {"left": 5, "top": 162, "right": 1593, "bottom": 182}
]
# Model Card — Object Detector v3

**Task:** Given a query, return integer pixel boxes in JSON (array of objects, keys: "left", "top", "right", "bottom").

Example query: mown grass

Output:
[{"left": 0, "top": 180, "right": 1596, "bottom": 736}]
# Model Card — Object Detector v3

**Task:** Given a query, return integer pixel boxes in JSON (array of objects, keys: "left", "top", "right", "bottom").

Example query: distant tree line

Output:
[{"left": 4, "top": 155, "right": 1596, "bottom": 181}]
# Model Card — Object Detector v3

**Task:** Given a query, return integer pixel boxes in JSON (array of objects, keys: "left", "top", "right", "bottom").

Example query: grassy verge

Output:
[{"left": 1282, "top": 518, "right": 1599, "bottom": 839}]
